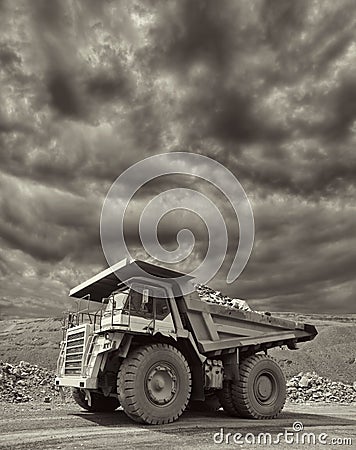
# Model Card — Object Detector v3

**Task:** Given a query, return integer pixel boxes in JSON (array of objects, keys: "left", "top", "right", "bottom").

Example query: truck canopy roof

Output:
[{"left": 69, "top": 258, "right": 194, "bottom": 302}]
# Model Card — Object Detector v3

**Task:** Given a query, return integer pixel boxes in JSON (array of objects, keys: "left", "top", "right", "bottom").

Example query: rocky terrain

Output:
[
  {"left": 286, "top": 371, "right": 356, "bottom": 403},
  {"left": 0, "top": 361, "right": 57, "bottom": 403}
]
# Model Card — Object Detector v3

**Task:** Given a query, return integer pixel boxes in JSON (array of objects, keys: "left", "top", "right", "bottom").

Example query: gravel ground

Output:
[{"left": 0, "top": 401, "right": 355, "bottom": 449}]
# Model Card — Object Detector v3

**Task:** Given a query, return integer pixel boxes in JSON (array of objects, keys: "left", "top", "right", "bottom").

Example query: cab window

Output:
[
  {"left": 155, "top": 297, "right": 170, "bottom": 320},
  {"left": 149, "top": 286, "right": 170, "bottom": 320},
  {"left": 125, "top": 287, "right": 154, "bottom": 319},
  {"left": 124, "top": 285, "right": 170, "bottom": 320}
]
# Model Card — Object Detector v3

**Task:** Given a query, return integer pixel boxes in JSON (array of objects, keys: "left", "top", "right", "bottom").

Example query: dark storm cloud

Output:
[
  {"left": 226, "top": 146, "right": 356, "bottom": 201},
  {"left": 144, "top": 0, "right": 288, "bottom": 147},
  {"left": 141, "top": 0, "right": 356, "bottom": 197},
  {"left": 85, "top": 70, "right": 133, "bottom": 102},
  {"left": 0, "top": 253, "right": 9, "bottom": 276},
  {"left": 209, "top": 89, "right": 288, "bottom": 144},
  {"left": 0, "top": 44, "right": 21, "bottom": 68},
  {"left": 320, "top": 77, "right": 356, "bottom": 140},
  {"left": 261, "top": 0, "right": 308, "bottom": 49},
  {"left": 224, "top": 196, "right": 356, "bottom": 313},
  {"left": 33, "top": 0, "right": 63, "bottom": 28},
  {"left": 31, "top": 0, "right": 88, "bottom": 119},
  {"left": 260, "top": 0, "right": 356, "bottom": 80},
  {"left": 148, "top": 0, "right": 241, "bottom": 70},
  {"left": 47, "top": 71, "right": 84, "bottom": 119},
  {"left": 0, "top": 0, "right": 355, "bottom": 317},
  {"left": 30, "top": 0, "right": 137, "bottom": 121},
  {"left": 0, "top": 174, "right": 101, "bottom": 264},
  {"left": 0, "top": 120, "right": 30, "bottom": 134}
]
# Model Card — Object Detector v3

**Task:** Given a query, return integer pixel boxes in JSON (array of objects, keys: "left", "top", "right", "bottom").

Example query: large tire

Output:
[
  {"left": 117, "top": 343, "right": 192, "bottom": 425},
  {"left": 217, "top": 381, "right": 239, "bottom": 416},
  {"left": 231, "top": 354, "right": 286, "bottom": 419},
  {"left": 72, "top": 388, "right": 120, "bottom": 412},
  {"left": 189, "top": 392, "right": 221, "bottom": 412}
]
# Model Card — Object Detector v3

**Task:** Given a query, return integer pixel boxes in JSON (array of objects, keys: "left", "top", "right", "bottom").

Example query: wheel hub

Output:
[
  {"left": 256, "top": 375, "right": 273, "bottom": 399},
  {"left": 254, "top": 372, "right": 277, "bottom": 405},
  {"left": 146, "top": 364, "right": 177, "bottom": 406}
]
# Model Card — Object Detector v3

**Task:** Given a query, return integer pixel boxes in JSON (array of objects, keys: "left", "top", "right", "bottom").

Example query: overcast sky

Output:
[{"left": 1, "top": 0, "right": 356, "bottom": 318}]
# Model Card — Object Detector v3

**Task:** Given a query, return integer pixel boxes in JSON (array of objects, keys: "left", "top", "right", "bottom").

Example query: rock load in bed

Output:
[{"left": 195, "top": 284, "right": 252, "bottom": 311}]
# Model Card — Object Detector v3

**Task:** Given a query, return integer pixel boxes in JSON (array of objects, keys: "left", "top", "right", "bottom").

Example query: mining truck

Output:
[{"left": 55, "top": 258, "right": 317, "bottom": 425}]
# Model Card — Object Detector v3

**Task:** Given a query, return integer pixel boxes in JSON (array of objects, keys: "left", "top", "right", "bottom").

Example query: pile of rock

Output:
[
  {"left": 0, "top": 360, "right": 56, "bottom": 403},
  {"left": 287, "top": 372, "right": 356, "bottom": 403},
  {"left": 195, "top": 284, "right": 252, "bottom": 311}
]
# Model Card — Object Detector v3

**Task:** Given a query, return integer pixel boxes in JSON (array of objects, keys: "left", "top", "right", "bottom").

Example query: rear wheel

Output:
[
  {"left": 231, "top": 354, "right": 286, "bottom": 419},
  {"left": 117, "top": 343, "right": 191, "bottom": 425},
  {"left": 72, "top": 388, "right": 120, "bottom": 412}
]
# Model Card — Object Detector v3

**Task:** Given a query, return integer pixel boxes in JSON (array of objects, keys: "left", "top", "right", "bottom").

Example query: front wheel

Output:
[
  {"left": 231, "top": 354, "right": 286, "bottom": 419},
  {"left": 117, "top": 343, "right": 192, "bottom": 425}
]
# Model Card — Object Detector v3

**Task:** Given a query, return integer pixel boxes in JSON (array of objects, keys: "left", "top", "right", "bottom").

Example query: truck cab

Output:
[{"left": 100, "top": 282, "right": 174, "bottom": 335}]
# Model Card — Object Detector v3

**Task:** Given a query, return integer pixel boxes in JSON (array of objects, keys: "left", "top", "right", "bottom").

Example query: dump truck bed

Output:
[{"left": 178, "top": 292, "right": 317, "bottom": 355}]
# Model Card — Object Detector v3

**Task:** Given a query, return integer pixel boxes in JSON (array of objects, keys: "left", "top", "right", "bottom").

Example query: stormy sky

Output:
[{"left": 1, "top": 0, "right": 356, "bottom": 318}]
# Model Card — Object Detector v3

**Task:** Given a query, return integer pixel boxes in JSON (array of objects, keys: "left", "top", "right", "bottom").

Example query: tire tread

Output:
[
  {"left": 231, "top": 354, "right": 286, "bottom": 419},
  {"left": 117, "top": 343, "right": 191, "bottom": 425}
]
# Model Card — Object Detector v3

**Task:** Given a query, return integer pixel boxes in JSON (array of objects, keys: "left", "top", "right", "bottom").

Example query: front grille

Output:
[{"left": 64, "top": 328, "right": 86, "bottom": 375}]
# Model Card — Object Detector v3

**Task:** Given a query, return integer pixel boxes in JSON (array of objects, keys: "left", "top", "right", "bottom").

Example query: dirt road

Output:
[{"left": 0, "top": 402, "right": 355, "bottom": 449}]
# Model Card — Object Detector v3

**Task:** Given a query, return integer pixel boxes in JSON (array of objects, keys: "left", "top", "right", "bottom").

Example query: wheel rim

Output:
[
  {"left": 254, "top": 371, "right": 278, "bottom": 406},
  {"left": 145, "top": 363, "right": 178, "bottom": 406}
]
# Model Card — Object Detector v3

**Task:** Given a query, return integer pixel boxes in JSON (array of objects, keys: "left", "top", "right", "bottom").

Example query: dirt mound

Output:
[
  {"left": 0, "top": 318, "right": 62, "bottom": 370},
  {"left": 271, "top": 324, "right": 356, "bottom": 384}
]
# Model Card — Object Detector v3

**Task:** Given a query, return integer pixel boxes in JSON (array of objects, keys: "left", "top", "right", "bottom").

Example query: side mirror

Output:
[{"left": 102, "top": 297, "right": 110, "bottom": 305}]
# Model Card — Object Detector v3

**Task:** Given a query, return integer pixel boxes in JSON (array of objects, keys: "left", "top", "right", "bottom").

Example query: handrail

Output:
[{"left": 62, "top": 306, "right": 104, "bottom": 334}]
